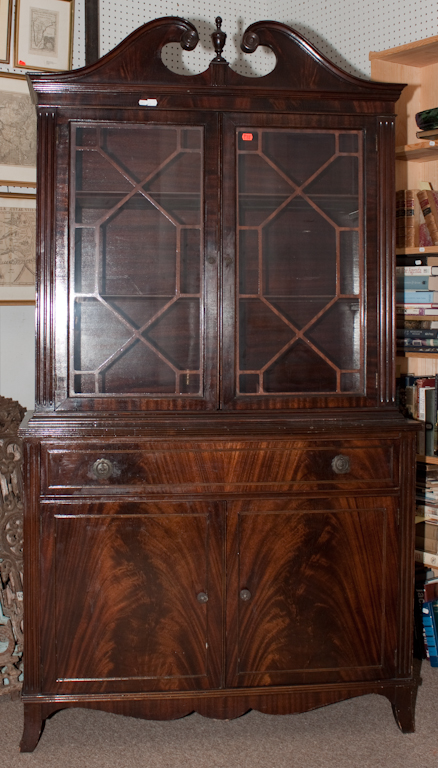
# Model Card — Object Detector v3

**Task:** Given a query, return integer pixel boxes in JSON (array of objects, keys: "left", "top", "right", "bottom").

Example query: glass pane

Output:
[
  {"left": 236, "top": 129, "right": 363, "bottom": 397},
  {"left": 262, "top": 198, "right": 337, "bottom": 296},
  {"left": 71, "top": 124, "right": 204, "bottom": 397}
]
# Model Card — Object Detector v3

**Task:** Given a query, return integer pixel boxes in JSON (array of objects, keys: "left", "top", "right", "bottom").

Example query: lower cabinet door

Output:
[
  {"left": 40, "top": 500, "right": 224, "bottom": 694},
  {"left": 226, "top": 496, "right": 400, "bottom": 688}
]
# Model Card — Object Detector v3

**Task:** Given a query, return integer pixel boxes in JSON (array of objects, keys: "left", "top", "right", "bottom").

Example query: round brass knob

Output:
[
  {"left": 92, "top": 458, "right": 113, "bottom": 480},
  {"left": 331, "top": 455, "right": 350, "bottom": 475},
  {"left": 197, "top": 592, "right": 208, "bottom": 603},
  {"left": 240, "top": 589, "right": 252, "bottom": 601}
]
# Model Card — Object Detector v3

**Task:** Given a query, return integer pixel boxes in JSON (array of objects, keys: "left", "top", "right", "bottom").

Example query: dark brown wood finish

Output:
[{"left": 20, "top": 17, "right": 418, "bottom": 752}]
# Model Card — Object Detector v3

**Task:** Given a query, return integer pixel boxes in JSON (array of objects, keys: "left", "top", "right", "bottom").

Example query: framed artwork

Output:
[
  {"left": 0, "top": 0, "right": 13, "bottom": 63},
  {"left": 0, "top": 74, "right": 37, "bottom": 186},
  {"left": 0, "top": 193, "right": 36, "bottom": 304},
  {"left": 14, "top": 0, "right": 74, "bottom": 71}
]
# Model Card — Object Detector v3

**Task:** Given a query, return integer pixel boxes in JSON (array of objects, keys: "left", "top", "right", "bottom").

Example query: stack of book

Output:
[
  {"left": 397, "top": 374, "right": 438, "bottom": 455},
  {"left": 414, "top": 567, "right": 438, "bottom": 663},
  {"left": 396, "top": 187, "right": 435, "bottom": 249},
  {"left": 397, "top": 189, "right": 429, "bottom": 247},
  {"left": 396, "top": 187, "right": 438, "bottom": 250},
  {"left": 422, "top": 600, "right": 438, "bottom": 665},
  {"left": 396, "top": 257, "right": 438, "bottom": 318},
  {"left": 415, "top": 461, "right": 438, "bottom": 568}
]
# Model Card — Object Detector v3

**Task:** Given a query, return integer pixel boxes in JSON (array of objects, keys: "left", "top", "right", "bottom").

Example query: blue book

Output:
[
  {"left": 422, "top": 600, "right": 438, "bottom": 666},
  {"left": 396, "top": 275, "right": 429, "bottom": 290},
  {"left": 396, "top": 290, "right": 438, "bottom": 303}
]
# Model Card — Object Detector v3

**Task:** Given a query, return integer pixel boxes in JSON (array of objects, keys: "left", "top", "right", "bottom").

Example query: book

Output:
[
  {"left": 417, "top": 506, "right": 438, "bottom": 522},
  {"left": 396, "top": 275, "right": 430, "bottom": 290},
  {"left": 396, "top": 274, "right": 438, "bottom": 290},
  {"left": 415, "top": 550, "right": 438, "bottom": 567},
  {"left": 415, "top": 565, "right": 431, "bottom": 659},
  {"left": 427, "top": 190, "right": 438, "bottom": 239},
  {"left": 396, "top": 265, "right": 438, "bottom": 276},
  {"left": 396, "top": 305, "right": 438, "bottom": 316},
  {"left": 416, "top": 518, "right": 438, "bottom": 552},
  {"left": 416, "top": 129, "right": 438, "bottom": 139},
  {"left": 401, "top": 319, "right": 438, "bottom": 329},
  {"left": 397, "top": 343, "right": 438, "bottom": 351},
  {"left": 397, "top": 328, "right": 438, "bottom": 338},
  {"left": 397, "top": 338, "right": 438, "bottom": 352},
  {"left": 421, "top": 600, "right": 438, "bottom": 666},
  {"left": 396, "top": 190, "right": 411, "bottom": 248},
  {"left": 424, "top": 575, "right": 438, "bottom": 602},
  {"left": 396, "top": 290, "right": 438, "bottom": 303},
  {"left": 417, "top": 189, "right": 438, "bottom": 245}
]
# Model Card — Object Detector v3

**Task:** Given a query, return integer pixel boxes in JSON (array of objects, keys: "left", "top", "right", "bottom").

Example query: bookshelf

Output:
[
  {"left": 370, "top": 37, "right": 438, "bottom": 190},
  {"left": 371, "top": 38, "right": 438, "bottom": 382},
  {"left": 371, "top": 38, "right": 438, "bottom": 579}
]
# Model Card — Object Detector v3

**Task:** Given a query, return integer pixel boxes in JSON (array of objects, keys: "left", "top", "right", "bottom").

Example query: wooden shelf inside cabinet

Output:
[
  {"left": 402, "top": 315, "right": 438, "bottom": 320},
  {"left": 371, "top": 36, "right": 438, "bottom": 190},
  {"left": 396, "top": 142, "right": 438, "bottom": 161},
  {"left": 417, "top": 454, "right": 438, "bottom": 464},
  {"left": 370, "top": 35, "right": 438, "bottom": 67},
  {"left": 396, "top": 248, "right": 438, "bottom": 255},
  {"left": 399, "top": 352, "right": 438, "bottom": 358}
]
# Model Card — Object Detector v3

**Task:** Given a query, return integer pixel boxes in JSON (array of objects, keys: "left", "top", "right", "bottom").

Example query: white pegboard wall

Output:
[
  {"left": 96, "top": 0, "right": 438, "bottom": 79},
  {"left": 2, "top": 1, "right": 438, "bottom": 80},
  {"left": 279, "top": 0, "right": 438, "bottom": 77},
  {"left": 99, "top": 1, "right": 276, "bottom": 76}
]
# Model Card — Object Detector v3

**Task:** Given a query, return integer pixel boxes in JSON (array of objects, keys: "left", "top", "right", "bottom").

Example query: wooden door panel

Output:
[
  {"left": 41, "top": 500, "right": 224, "bottom": 693},
  {"left": 226, "top": 496, "right": 399, "bottom": 687}
]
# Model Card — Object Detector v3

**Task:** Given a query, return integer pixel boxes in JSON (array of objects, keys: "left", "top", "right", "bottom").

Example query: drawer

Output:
[{"left": 41, "top": 438, "right": 398, "bottom": 495}]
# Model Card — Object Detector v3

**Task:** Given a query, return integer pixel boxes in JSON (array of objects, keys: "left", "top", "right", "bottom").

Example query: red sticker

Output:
[
  {"left": 18, "top": 60, "right": 26, "bottom": 66},
  {"left": 242, "top": 133, "right": 253, "bottom": 141}
]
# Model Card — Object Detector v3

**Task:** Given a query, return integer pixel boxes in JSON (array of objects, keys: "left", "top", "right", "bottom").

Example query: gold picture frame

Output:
[
  {"left": 0, "top": 193, "right": 36, "bottom": 304},
  {"left": 0, "top": 73, "right": 37, "bottom": 186},
  {"left": 0, "top": 0, "right": 13, "bottom": 63},
  {"left": 14, "top": 0, "right": 74, "bottom": 71}
]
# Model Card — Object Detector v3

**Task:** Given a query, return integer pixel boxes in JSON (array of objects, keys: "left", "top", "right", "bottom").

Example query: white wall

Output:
[
  {"left": 1, "top": 0, "right": 438, "bottom": 412},
  {"left": 278, "top": 0, "right": 438, "bottom": 77},
  {"left": 0, "top": 305, "right": 35, "bottom": 411}
]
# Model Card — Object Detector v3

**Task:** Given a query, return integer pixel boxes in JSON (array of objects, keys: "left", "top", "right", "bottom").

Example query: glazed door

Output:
[
  {"left": 226, "top": 497, "right": 399, "bottom": 688},
  {"left": 58, "top": 112, "right": 219, "bottom": 411},
  {"left": 40, "top": 500, "right": 224, "bottom": 694},
  {"left": 221, "top": 115, "right": 379, "bottom": 410}
]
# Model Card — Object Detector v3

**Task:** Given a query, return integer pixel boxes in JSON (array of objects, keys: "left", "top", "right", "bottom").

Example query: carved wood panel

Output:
[{"left": 0, "top": 396, "right": 25, "bottom": 700}]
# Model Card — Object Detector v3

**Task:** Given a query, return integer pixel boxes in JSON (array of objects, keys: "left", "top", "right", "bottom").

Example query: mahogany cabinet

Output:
[{"left": 19, "top": 17, "right": 419, "bottom": 751}]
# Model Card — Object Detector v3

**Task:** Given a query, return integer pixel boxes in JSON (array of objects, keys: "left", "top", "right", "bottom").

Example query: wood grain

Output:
[{"left": 20, "top": 16, "right": 418, "bottom": 751}]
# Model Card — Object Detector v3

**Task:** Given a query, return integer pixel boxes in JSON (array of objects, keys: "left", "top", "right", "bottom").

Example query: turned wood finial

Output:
[{"left": 212, "top": 17, "right": 227, "bottom": 61}]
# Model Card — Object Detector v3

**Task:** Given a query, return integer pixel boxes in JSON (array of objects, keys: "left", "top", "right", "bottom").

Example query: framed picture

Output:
[
  {"left": 14, "top": 0, "right": 74, "bottom": 71},
  {"left": 0, "top": 0, "right": 13, "bottom": 63},
  {"left": 0, "top": 193, "right": 36, "bottom": 304},
  {"left": 0, "top": 74, "right": 37, "bottom": 186}
]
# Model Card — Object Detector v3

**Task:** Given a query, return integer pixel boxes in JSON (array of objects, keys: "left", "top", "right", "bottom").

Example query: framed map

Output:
[
  {"left": 0, "top": 74, "right": 37, "bottom": 186},
  {"left": 15, "top": 0, "right": 74, "bottom": 71},
  {"left": 0, "top": 194, "right": 36, "bottom": 304},
  {"left": 0, "top": 0, "right": 13, "bottom": 63}
]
